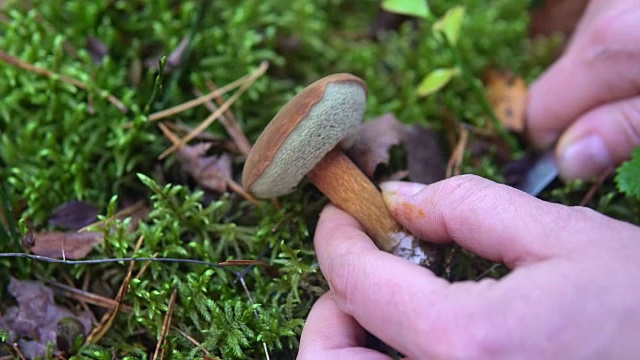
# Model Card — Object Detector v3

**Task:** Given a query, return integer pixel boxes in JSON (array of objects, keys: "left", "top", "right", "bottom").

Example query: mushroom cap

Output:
[{"left": 242, "top": 73, "right": 367, "bottom": 198}]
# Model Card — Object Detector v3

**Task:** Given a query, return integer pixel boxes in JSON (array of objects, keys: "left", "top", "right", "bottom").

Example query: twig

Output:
[
  {"left": 0, "top": 252, "right": 269, "bottom": 269},
  {"left": 474, "top": 263, "right": 504, "bottom": 281},
  {"left": 153, "top": 288, "right": 178, "bottom": 360},
  {"left": 86, "top": 236, "right": 144, "bottom": 344},
  {"left": 172, "top": 326, "right": 210, "bottom": 355},
  {"left": 78, "top": 200, "right": 146, "bottom": 232},
  {"left": 134, "top": 252, "right": 157, "bottom": 280},
  {"left": 238, "top": 276, "right": 270, "bottom": 360},
  {"left": 446, "top": 125, "right": 469, "bottom": 177},
  {"left": 194, "top": 88, "right": 250, "bottom": 155},
  {"left": 579, "top": 166, "right": 615, "bottom": 206},
  {"left": 39, "top": 277, "right": 133, "bottom": 312},
  {"left": 0, "top": 51, "right": 127, "bottom": 113},
  {"left": 204, "top": 81, "right": 253, "bottom": 156},
  {"left": 158, "top": 61, "right": 269, "bottom": 159},
  {"left": 148, "top": 61, "right": 267, "bottom": 122},
  {"left": 11, "top": 343, "right": 27, "bottom": 360}
]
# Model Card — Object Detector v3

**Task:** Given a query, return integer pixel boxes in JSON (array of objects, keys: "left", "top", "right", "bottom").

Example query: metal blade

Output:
[{"left": 516, "top": 150, "right": 559, "bottom": 196}]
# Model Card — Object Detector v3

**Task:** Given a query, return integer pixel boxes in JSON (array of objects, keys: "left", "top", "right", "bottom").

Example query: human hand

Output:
[
  {"left": 298, "top": 175, "right": 640, "bottom": 359},
  {"left": 527, "top": 0, "right": 640, "bottom": 181}
]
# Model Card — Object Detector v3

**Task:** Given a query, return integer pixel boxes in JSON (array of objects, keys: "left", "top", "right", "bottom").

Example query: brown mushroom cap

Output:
[{"left": 242, "top": 73, "right": 367, "bottom": 198}]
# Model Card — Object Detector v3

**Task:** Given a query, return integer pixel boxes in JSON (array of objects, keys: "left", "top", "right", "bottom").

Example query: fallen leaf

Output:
[
  {"left": 347, "top": 113, "right": 407, "bottom": 178},
  {"left": 28, "top": 231, "right": 103, "bottom": 259},
  {"left": 404, "top": 125, "right": 447, "bottom": 184},
  {"left": 177, "top": 143, "right": 232, "bottom": 193},
  {"left": 146, "top": 36, "right": 190, "bottom": 72},
  {"left": 0, "top": 278, "right": 93, "bottom": 359},
  {"left": 48, "top": 200, "right": 98, "bottom": 230},
  {"left": 485, "top": 69, "right": 528, "bottom": 133}
]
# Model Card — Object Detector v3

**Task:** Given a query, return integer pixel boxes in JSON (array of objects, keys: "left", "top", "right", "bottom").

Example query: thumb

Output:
[
  {"left": 380, "top": 175, "right": 637, "bottom": 268},
  {"left": 555, "top": 95, "right": 640, "bottom": 181},
  {"left": 527, "top": 1, "right": 640, "bottom": 149}
]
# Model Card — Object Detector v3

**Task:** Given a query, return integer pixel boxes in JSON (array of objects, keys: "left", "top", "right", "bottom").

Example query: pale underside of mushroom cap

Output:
[{"left": 246, "top": 80, "right": 366, "bottom": 198}]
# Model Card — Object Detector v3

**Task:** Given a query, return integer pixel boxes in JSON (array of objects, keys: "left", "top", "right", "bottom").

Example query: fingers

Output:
[
  {"left": 380, "top": 175, "right": 629, "bottom": 267},
  {"left": 527, "top": 1, "right": 640, "bottom": 149},
  {"left": 298, "top": 293, "right": 391, "bottom": 360},
  {"left": 555, "top": 95, "right": 640, "bottom": 180},
  {"left": 314, "top": 205, "right": 474, "bottom": 358},
  {"left": 313, "top": 178, "right": 640, "bottom": 358}
]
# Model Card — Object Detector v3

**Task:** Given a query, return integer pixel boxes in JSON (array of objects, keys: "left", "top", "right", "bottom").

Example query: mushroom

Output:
[{"left": 242, "top": 73, "right": 442, "bottom": 269}]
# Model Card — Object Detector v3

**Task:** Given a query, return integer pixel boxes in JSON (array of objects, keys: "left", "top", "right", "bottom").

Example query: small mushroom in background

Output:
[{"left": 242, "top": 73, "right": 443, "bottom": 270}]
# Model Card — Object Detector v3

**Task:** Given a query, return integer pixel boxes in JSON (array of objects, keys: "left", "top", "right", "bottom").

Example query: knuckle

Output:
[
  {"left": 577, "top": 9, "right": 640, "bottom": 66},
  {"left": 321, "top": 244, "right": 367, "bottom": 312},
  {"left": 617, "top": 98, "right": 640, "bottom": 154},
  {"left": 436, "top": 175, "right": 505, "bottom": 217}
]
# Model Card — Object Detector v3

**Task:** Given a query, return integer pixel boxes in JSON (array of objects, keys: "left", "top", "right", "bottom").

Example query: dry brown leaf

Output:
[
  {"left": 485, "top": 70, "right": 528, "bottom": 133},
  {"left": 48, "top": 200, "right": 98, "bottom": 230},
  {"left": 27, "top": 231, "right": 103, "bottom": 259},
  {"left": 404, "top": 125, "right": 447, "bottom": 185},
  {"left": 177, "top": 143, "right": 232, "bottom": 193},
  {"left": 0, "top": 278, "right": 93, "bottom": 359},
  {"left": 347, "top": 113, "right": 407, "bottom": 178},
  {"left": 146, "top": 36, "right": 190, "bottom": 72}
]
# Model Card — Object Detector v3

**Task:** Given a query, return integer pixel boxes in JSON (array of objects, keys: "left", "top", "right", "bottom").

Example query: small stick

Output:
[
  {"left": 86, "top": 236, "right": 144, "bottom": 344},
  {"left": 579, "top": 166, "right": 615, "bottom": 206},
  {"left": 0, "top": 252, "right": 268, "bottom": 269},
  {"left": 171, "top": 326, "right": 210, "bottom": 355},
  {"left": 153, "top": 288, "right": 178, "bottom": 360},
  {"left": 148, "top": 61, "right": 268, "bottom": 122},
  {"left": 11, "top": 343, "right": 27, "bottom": 360},
  {"left": 158, "top": 62, "right": 268, "bottom": 159},
  {"left": 205, "top": 81, "right": 253, "bottom": 156},
  {"left": 40, "top": 277, "right": 133, "bottom": 312},
  {"left": 78, "top": 200, "right": 146, "bottom": 232},
  {"left": 446, "top": 125, "right": 469, "bottom": 177},
  {"left": 195, "top": 88, "right": 252, "bottom": 157},
  {"left": 238, "top": 276, "right": 270, "bottom": 360},
  {"left": 134, "top": 252, "right": 157, "bottom": 280},
  {"left": 0, "top": 51, "right": 127, "bottom": 113}
]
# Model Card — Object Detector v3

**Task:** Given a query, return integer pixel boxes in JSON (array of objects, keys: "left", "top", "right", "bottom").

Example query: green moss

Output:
[{"left": 1, "top": 0, "right": 639, "bottom": 358}]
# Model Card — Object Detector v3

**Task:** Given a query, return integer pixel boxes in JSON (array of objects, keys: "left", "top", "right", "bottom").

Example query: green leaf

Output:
[
  {"left": 616, "top": 147, "right": 640, "bottom": 198},
  {"left": 381, "top": 0, "right": 430, "bottom": 19},
  {"left": 417, "top": 67, "right": 460, "bottom": 96},
  {"left": 433, "top": 6, "right": 466, "bottom": 45}
]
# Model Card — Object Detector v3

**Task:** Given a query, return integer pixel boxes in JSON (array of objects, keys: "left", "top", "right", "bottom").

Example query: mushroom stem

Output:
[
  {"left": 308, "top": 146, "right": 400, "bottom": 251},
  {"left": 308, "top": 147, "right": 442, "bottom": 269}
]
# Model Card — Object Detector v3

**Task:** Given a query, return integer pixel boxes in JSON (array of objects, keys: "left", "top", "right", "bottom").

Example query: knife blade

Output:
[{"left": 514, "top": 150, "right": 559, "bottom": 196}]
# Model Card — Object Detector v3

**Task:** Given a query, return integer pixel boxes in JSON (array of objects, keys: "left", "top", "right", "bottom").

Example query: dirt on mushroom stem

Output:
[{"left": 307, "top": 146, "right": 444, "bottom": 271}]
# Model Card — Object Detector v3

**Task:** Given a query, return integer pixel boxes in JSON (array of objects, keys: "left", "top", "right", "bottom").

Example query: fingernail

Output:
[
  {"left": 380, "top": 181, "right": 426, "bottom": 204},
  {"left": 558, "top": 135, "right": 615, "bottom": 180}
]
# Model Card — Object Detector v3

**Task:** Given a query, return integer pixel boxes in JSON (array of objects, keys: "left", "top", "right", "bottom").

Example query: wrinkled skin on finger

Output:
[{"left": 298, "top": 175, "right": 640, "bottom": 359}]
